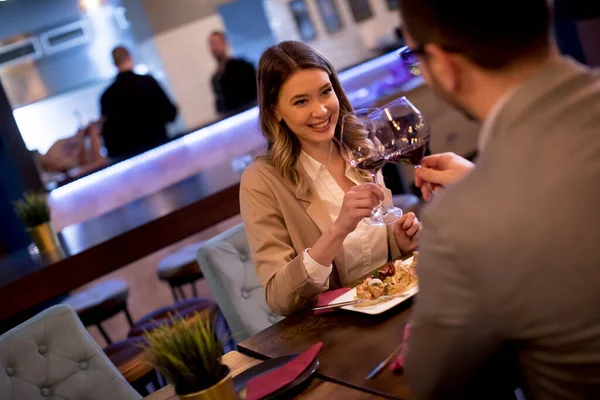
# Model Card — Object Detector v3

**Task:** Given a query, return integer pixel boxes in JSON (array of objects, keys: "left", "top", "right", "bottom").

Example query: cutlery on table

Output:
[
  {"left": 311, "top": 293, "right": 411, "bottom": 312},
  {"left": 365, "top": 342, "right": 404, "bottom": 380}
]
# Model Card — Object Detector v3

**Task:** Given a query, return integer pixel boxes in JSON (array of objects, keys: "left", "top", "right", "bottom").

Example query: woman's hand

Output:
[
  {"left": 333, "top": 183, "right": 384, "bottom": 236},
  {"left": 393, "top": 212, "right": 421, "bottom": 253}
]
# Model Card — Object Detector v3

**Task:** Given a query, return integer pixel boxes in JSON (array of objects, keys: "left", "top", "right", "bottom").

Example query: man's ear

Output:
[{"left": 425, "top": 43, "right": 460, "bottom": 93}]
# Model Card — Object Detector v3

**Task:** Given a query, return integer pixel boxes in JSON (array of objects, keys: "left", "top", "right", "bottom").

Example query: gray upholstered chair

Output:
[
  {"left": 196, "top": 224, "right": 282, "bottom": 344},
  {"left": 0, "top": 305, "right": 141, "bottom": 400}
]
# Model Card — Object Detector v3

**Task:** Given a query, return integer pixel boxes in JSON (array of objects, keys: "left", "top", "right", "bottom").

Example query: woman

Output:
[{"left": 240, "top": 41, "right": 421, "bottom": 316}]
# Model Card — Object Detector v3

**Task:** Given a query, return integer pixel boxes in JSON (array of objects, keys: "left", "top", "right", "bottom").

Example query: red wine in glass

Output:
[
  {"left": 388, "top": 136, "right": 430, "bottom": 166},
  {"left": 354, "top": 154, "right": 387, "bottom": 172},
  {"left": 340, "top": 108, "right": 403, "bottom": 226}
]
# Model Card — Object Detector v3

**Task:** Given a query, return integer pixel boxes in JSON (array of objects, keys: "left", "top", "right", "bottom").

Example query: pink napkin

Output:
[
  {"left": 314, "top": 288, "right": 352, "bottom": 315},
  {"left": 245, "top": 342, "right": 323, "bottom": 400},
  {"left": 390, "top": 324, "right": 411, "bottom": 372}
]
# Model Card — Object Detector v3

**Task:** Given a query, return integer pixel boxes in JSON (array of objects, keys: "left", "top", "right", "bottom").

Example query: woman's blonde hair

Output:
[{"left": 257, "top": 41, "right": 367, "bottom": 195}]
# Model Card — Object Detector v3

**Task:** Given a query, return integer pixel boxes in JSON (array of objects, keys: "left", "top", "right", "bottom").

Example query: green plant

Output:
[
  {"left": 143, "top": 312, "right": 228, "bottom": 395},
  {"left": 13, "top": 192, "right": 51, "bottom": 228}
]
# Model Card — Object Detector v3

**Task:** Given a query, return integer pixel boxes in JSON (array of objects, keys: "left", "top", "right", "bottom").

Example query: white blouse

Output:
[{"left": 298, "top": 151, "right": 389, "bottom": 285}]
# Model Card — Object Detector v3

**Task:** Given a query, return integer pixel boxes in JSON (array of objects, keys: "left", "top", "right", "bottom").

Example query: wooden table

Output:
[
  {"left": 144, "top": 350, "right": 383, "bottom": 400},
  {"left": 238, "top": 299, "right": 413, "bottom": 399}
]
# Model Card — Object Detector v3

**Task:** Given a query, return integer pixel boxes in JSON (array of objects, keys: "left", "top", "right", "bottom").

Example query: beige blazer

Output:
[{"left": 240, "top": 159, "right": 401, "bottom": 316}]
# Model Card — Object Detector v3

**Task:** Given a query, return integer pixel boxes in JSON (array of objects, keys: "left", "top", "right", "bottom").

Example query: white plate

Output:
[{"left": 329, "top": 286, "right": 418, "bottom": 315}]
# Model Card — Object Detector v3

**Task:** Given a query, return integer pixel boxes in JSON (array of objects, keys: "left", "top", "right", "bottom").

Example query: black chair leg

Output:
[
  {"left": 123, "top": 307, "right": 134, "bottom": 328},
  {"left": 191, "top": 282, "right": 198, "bottom": 298},
  {"left": 170, "top": 286, "right": 179, "bottom": 302},
  {"left": 177, "top": 286, "right": 186, "bottom": 300},
  {"left": 96, "top": 323, "right": 112, "bottom": 345}
]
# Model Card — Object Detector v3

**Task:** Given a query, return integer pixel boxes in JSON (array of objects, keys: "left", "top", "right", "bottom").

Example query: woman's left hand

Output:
[{"left": 393, "top": 212, "right": 422, "bottom": 253}]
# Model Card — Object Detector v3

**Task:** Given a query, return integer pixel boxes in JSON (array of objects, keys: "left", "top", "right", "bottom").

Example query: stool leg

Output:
[
  {"left": 96, "top": 324, "right": 112, "bottom": 345},
  {"left": 177, "top": 286, "right": 187, "bottom": 300},
  {"left": 123, "top": 307, "right": 134, "bottom": 328},
  {"left": 170, "top": 285, "right": 179, "bottom": 302},
  {"left": 191, "top": 282, "right": 198, "bottom": 298}
]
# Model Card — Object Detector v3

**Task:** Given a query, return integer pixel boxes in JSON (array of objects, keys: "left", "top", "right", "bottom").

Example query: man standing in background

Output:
[
  {"left": 100, "top": 46, "right": 178, "bottom": 160},
  {"left": 209, "top": 31, "right": 258, "bottom": 116}
]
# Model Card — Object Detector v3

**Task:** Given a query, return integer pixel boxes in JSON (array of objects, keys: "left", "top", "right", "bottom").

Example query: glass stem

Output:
[{"left": 370, "top": 170, "right": 384, "bottom": 211}]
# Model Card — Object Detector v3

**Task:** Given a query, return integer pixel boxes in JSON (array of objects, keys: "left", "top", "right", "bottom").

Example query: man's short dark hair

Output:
[
  {"left": 209, "top": 31, "right": 227, "bottom": 41},
  {"left": 111, "top": 46, "right": 131, "bottom": 67},
  {"left": 399, "top": 0, "right": 552, "bottom": 69}
]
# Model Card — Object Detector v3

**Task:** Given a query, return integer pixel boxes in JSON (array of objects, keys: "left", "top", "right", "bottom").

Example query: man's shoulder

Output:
[
  {"left": 227, "top": 58, "right": 255, "bottom": 70},
  {"left": 134, "top": 73, "right": 159, "bottom": 86},
  {"left": 422, "top": 165, "right": 516, "bottom": 244},
  {"left": 100, "top": 80, "right": 119, "bottom": 102}
]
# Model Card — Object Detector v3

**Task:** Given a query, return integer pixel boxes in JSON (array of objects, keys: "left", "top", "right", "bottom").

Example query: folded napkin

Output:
[
  {"left": 314, "top": 288, "right": 352, "bottom": 315},
  {"left": 390, "top": 324, "right": 411, "bottom": 372},
  {"left": 245, "top": 342, "right": 323, "bottom": 400}
]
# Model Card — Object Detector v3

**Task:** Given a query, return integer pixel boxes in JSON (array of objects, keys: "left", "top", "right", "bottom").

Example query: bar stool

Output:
[
  {"left": 63, "top": 279, "right": 133, "bottom": 345},
  {"left": 157, "top": 242, "right": 205, "bottom": 302}
]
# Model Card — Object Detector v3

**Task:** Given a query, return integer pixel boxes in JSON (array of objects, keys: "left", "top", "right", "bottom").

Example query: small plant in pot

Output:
[
  {"left": 144, "top": 312, "right": 238, "bottom": 400},
  {"left": 13, "top": 192, "right": 60, "bottom": 253}
]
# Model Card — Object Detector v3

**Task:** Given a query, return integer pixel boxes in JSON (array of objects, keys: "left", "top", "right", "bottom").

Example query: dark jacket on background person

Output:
[
  {"left": 211, "top": 58, "right": 257, "bottom": 115},
  {"left": 100, "top": 71, "right": 178, "bottom": 159}
]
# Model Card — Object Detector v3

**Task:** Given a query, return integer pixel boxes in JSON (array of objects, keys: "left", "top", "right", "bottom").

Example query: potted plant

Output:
[
  {"left": 13, "top": 192, "right": 60, "bottom": 253},
  {"left": 144, "top": 312, "right": 238, "bottom": 400}
]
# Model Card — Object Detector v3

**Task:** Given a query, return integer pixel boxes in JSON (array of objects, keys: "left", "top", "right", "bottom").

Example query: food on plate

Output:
[{"left": 356, "top": 253, "right": 418, "bottom": 300}]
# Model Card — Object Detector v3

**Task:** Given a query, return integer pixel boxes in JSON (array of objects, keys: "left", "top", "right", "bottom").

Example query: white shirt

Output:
[{"left": 298, "top": 151, "right": 389, "bottom": 286}]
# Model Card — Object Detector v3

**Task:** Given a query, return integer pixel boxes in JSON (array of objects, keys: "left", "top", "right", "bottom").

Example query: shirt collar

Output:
[
  {"left": 299, "top": 150, "right": 358, "bottom": 183},
  {"left": 477, "top": 86, "right": 519, "bottom": 153},
  {"left": 299, "top": 151, "right": 323, "bottom": 181}
]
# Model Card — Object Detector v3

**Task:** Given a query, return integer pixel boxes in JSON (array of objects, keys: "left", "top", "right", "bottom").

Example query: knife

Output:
[
  {"left": 311, "top": 299, "right": 362, "bottom": 311},
  {"left": 365, "top": 343, "right": 404, "bottom": 380}
]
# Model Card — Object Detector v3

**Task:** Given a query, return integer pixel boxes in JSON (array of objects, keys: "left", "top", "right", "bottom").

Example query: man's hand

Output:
[{"left": 415, "top": 153, "right": 475, "bottom": 200}]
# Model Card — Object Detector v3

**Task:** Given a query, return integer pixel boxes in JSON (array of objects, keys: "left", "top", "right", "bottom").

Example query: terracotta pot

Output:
[
  {"left": 27, "top": 222, "right": 60, "bottom": 253},
  {"left": 178, "top": 372, "right": 238, "bottom": 400}
]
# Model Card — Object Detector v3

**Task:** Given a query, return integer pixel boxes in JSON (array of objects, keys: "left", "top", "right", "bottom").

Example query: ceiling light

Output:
[{"left": 78, "top": 0, "right": 105, "bottom": 13}]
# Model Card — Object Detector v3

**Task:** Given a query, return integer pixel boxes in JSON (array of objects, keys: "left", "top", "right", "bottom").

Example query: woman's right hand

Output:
[{"left": 333, "top": 183, "right": 384, "bottom": 235}]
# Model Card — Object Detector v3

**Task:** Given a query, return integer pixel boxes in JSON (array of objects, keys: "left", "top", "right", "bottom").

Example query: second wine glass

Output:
[
  {"left": 381, "top": 96, "right": 431, "bottom": 167},
  {"left": 339, "top": 108, "right": 403, "bottom": 226}
]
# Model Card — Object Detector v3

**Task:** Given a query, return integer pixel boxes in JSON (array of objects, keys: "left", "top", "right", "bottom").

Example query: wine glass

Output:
[
  {"left": 339, "top": 108, "right": 403, "bottom": 226},
  {"left": 381, "top": 97, "right": 431, "bottom": 167}
]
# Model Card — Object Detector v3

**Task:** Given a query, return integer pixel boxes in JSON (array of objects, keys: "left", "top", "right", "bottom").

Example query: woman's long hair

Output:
[{"left": 257, "top": 41, "right": 365, "bottom": 196}]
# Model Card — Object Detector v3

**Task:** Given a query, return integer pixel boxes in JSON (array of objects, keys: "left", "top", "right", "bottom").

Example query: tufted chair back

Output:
[
  {"left": 0, "top": 305, "right": 141, "bottom": 400},
  {"left": 196, "top": 224, "right": 282, "bottom": 344}
]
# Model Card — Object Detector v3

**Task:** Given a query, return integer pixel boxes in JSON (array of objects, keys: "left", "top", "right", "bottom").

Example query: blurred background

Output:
[{"left": 1, "top": 0, "right": 406, "bottom": 188}]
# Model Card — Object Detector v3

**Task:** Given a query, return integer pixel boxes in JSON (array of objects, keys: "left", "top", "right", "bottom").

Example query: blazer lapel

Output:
[{"left": 295, "top": 168, "right": 350, "bottom": 286}]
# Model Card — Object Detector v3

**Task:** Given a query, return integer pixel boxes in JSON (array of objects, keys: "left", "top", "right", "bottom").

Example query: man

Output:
[
  {"left": 209, "top": 31, "right": 258, "bottom": 115},
  {"left": 100, "top": 46, "right": 178, "bottom": 159},
  {"left": 397, "top": 0, "right": 600, "bottom": 398}
]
